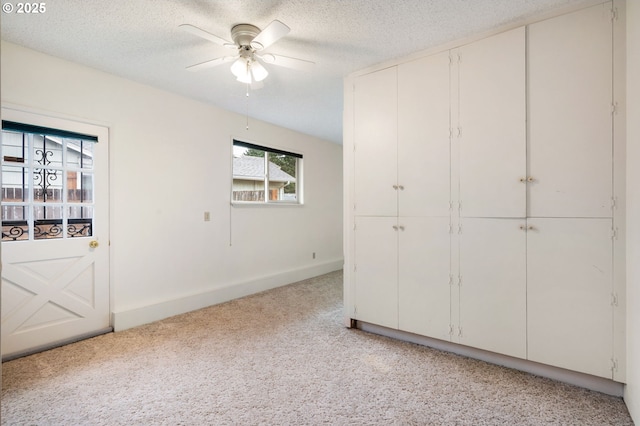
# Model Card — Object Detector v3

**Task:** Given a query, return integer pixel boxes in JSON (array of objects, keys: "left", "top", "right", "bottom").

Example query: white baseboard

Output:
[
  {"left": 356, "top": 320, "right": 624, "bottom": 397},
  {"left": 112, "top": 259, "right": 343, "bottom": 331}
]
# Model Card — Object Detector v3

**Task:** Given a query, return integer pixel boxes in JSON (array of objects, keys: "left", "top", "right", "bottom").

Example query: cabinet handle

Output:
[
  {"left": 519, "top": 225, "right": 526, "bottom": 231},
  {"left": 398, "top": 185, "right": 405, "bottom": 190},
  {"left": 393, "top": 185, "right": 398, "bottom": 190},
  {"left": 392, "top": 225, "right": 399, "bottom": 231},
  {"left": 398, "top": 226, "right": 405, "bottom": 231},
  {"left": 528, "top": 225, "right": 536, "bottom": 231},
  {"left": 519, "top": 177, "right": 526, "bottom": 183},
  {"left": 527, "top": 176, "right": 535, "bottom": 182}
]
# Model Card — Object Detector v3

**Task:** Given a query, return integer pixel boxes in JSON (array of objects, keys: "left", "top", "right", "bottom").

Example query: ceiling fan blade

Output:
[
  {"left": 186, "top": 56, "right": 236, "bottom": 72},
  {"left": 261, "top": 54, "right": 315, "bottom": 72},
  {"left": 250, "top": 20, "right": 290, "bottom": 50},
  {"left": 179, "top": 24, "right": 231, "bottom": 46}
]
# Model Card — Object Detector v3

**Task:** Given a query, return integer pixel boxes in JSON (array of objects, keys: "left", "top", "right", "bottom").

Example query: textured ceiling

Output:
[{"left": 1, "top": 0, "right": 598, "bottom": 144}]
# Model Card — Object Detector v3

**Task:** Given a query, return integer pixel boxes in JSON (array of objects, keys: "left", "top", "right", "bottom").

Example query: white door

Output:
[
  {"left": 398, "top": 217, "right": 451, "bottom": 340},
  {"left": 354, "top": 67, "right": 398, "bottom": 217},
  {"left": 354, "top": 216, "right": 398, "bottom": 329},
  {"left": 458, "top": 218, "right": 526, "bottom": 359},
  {"left": 398, "top": 52, "right": 451, "bottom": 217},
  {"left": 1, "top": 108, "right": 110, "bottom": 358},
  {"left": 458, "top": 27, "right": 526, "bottom": 218},
  {"left": 528, "top": 3, "right": 613, "bottom": 218},
  {"left": 527, "top": 218, "right": 613, "bottom": 379}
]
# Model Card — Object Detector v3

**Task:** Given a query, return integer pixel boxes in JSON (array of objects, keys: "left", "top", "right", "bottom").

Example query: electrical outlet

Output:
[{"left": 204, "top": 211, "right": 211, "bottom": 222}]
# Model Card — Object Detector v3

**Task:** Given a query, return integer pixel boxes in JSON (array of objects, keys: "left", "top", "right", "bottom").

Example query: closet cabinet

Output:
[
  {"left": 527, "top": 218, "right": 613, "bottom": 378},
  {"left": 353, "top": 216, "right": 451, "bottom": 339},
  {"left": 352, "top": 51, "right": 452, "bottom": 338},
  {"left": 353, "top": 67, "right": 397, "bottom": 217},
  {"left": 458, "top": 218, "right": 527, "bottom": 359},
  {"left": 398, "top": 52, "right": 451, "bottom": 218},
  {"left": 528, "top": 4, "right": 613, "bottom": 218},
  {"left": 347, "top": 1, "right": 622, "bottom": 382},
  {"left": 457, "top": 27, "right": 526, "bottom": 219},
  {"left": 526, "top": 3, "right": 615, "bottom": 379}
]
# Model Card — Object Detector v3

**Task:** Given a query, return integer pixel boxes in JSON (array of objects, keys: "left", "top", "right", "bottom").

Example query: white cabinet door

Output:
[
  {"left": 354, "top": 216, "right": 398, "bottom": 329},
  {"left": 458, "top": 27, "right": 526, "bottom": 218},
  {"left": 527, "top": 218, "right": 613, "bottom": 379},
  {"left": 398, "top": 52, "right": 451, "bottom": 217},
  {"left": 398, "top": 217, "right": 451, "bottom": 340},
  {"left": 528, "top": 4, "right": 612, "bottom": 218},
  {"left": 354, "top": 68, "right": 398, "bottom": 216},
  {"left": 459, "top": 218, "right": 526, "bottom": 359}
]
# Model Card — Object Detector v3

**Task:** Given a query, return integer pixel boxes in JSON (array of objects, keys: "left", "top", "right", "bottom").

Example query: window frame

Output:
[
  {"left": 1, "top": 122, "right": 97, "bottom": 242},
  {"left": 231, "top": 139, "right": 303, "bottom": 206}
]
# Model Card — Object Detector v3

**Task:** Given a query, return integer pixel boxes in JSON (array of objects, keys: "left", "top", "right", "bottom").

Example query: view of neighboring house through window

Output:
[
  {"left": 1, "top": 121, "right": 96, "bottom": 241},
  {"left": 232, "top": 139, "right": 302, "bottom": 204}
]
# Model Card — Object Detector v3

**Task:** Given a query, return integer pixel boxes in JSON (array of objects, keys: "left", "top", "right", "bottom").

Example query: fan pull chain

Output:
[
  {"left": 245, "top": 83, "right": 250, "bottom": 130},
  {"left": 245, "top": 57, "right": 251, "bottom": 130}
]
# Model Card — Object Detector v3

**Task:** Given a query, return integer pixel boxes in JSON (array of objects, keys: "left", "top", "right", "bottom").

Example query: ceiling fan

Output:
[{"left": 180, "top": 20, "right": 314, "bottom": 86}]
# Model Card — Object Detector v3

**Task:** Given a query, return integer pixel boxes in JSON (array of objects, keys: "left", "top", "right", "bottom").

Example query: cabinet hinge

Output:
[
  {"left": 449, "top": 275, "right": 453, "bottom": 286},
  {"left": 457, "top": 52, "right": 461, "bottom": 64},
  {"left": 611, "top": 358, "right": 618, "bottom": 373},
  {"left": 457, "top": 126, "right": 462, "bottom": 138},
  {"left": 458, "top": 224, "right": 462, "bottom": 234},
  {"left": 448, "top": 224, "right": 452, "bottom": 234},
  {"left": 458, "top": 201, "right": 462, "bottom": 212},
  {"left": 353, "top": 305, "right": 358, "bottom": 315},
  {"left": 611, "top": 227, "right": 618, "bottom": 240},
  {"left": 458, "top": 275, "right": 462, "bottom": 287},
  {"left": 449, "top": 201, "right": 453, "bottom": 211},
  {"left": 449, "top": 324, "right": 454, "bottom": 336},
  {"left": 610, "top": 8, "right": 618, "bottom": 22},
  {"left": 353, "top": 203, "right": 357, "bottom": 212},
  {"left": 354, "top": 264, "right": 357, "bottom": 272},
  {"left": 611, "top": 197, "right": 617, "bottom": 210},
  {"left": 611, "top": 102, "right": 618, "bottom": 115},
  {"left": 458, "top": 326, "right": 463, "bottom": 337},
  {"left": 353, "top": 223, "right": 356, "bottom": 231},
  {"left": 611, "top": 293, "right": 619, "bottom": 307},
  {"left": 353, "top": 143, "right": 356, "bottom": 152}
]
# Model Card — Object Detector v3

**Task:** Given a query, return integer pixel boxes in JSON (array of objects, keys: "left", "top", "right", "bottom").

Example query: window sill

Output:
[{"left": 231, "top": 201, "right": 304, "bottom": 208}]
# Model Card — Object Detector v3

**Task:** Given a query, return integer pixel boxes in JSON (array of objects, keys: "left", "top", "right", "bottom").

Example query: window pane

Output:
[
  {"left": 33, "top": 205, "right": 63, "bottom": 240},
  {"left": 268, "top": 153, "right": 297, "bottom": 202},
  {"left": 233, "top": 146, "right": 266, "bottom": 202},
  {"left": 33, "top": 168, "right": 63, "bottom": 202},
  {"left": 68, "top": 206, "right": 93, "bottom": 237},
  {"left": 2, "top": 166, "right": 27, "bottom": 202},
  {"left": 1, "top": 131, "right": 28, "bottom": 162},
  {"left": 66, "top": 139, "right": 94, "bottom": 169},
  {"left": 67, "top": 172, "right": 93, "bottom": 203},
  {"left": 2, "top": 205, "right": 28, "bottom": 241},
  {"left": 33, "top": 135, "right": 63, "bottom": 167}
]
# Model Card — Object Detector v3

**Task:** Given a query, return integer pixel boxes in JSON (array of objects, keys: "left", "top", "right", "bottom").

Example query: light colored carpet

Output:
[{"left": 1, "top": 270, "right": 634, "bottom": 425}]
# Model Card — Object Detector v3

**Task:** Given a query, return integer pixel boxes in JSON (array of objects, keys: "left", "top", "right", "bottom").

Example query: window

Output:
[
  {"left": 1, "top": 121, "right": 97, "bottom": 241},
  {"left": 232, "top": 140, "right": 302, "bottom": 204}
]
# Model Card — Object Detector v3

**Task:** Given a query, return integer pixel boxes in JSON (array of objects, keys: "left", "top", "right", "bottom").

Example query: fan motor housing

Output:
[{"left": 230, "top": 24, "right": 260, "bottom": 47}]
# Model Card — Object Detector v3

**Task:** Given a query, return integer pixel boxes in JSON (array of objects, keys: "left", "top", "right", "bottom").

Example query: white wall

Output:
[
  {"left": 0, "top": 41, "right": 343, "bottom": 330},
  {"left": 625, "top": 0, "right": 640, "bottom": 421}
]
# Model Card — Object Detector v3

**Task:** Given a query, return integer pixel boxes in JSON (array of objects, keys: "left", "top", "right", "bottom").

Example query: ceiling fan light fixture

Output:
[
  {"left": 251, "top": 61, "right": 269, "bottom": 82},
  {"left": 231, "top": 58, "right": 250, "bottom": 81}
]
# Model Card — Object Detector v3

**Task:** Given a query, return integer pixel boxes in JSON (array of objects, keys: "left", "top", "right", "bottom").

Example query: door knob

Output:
[{"left": 89, "top": 240, "right": 99, "bottom": 249}]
